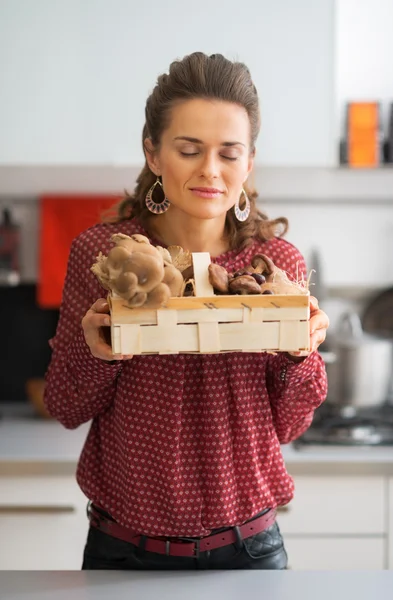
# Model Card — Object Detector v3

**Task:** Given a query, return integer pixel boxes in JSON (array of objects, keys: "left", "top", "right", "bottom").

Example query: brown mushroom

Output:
[
  {"left": 114, "top": 271, "right": 138, "bottom": 296},
  {"left": 181, "top": 265, "right": 194, "bottom": 282},
  {"left": 128, "top": 291, "right": 148, "bottom": 307},
  {"left": 251, "top": 254, "right": 276, "bottom": 281},
  {"left": 162, "top": 263, "right": 184, "bottom": 297},
  {"left": 208, "top": 263, "right": 230, "bottom": 294},
  {"left": 143, "top": 282, "right": 171, "bottom": 308},
  {"left": 106, "top": 245, "right": 131, "bottom": 269},
  {"left": 229, "top": 275, "right": 262, "bottom": 295},
  {"left": 111, "top": 233, "right": 162, "bottom": 259},
  {"left": 121, "top": 253, "right": 164, "bottom": 291}
]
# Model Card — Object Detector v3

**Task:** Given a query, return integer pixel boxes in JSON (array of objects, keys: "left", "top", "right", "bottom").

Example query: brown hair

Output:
[{"left": 109, "top": 52, "right": 288, "bottom": 249}]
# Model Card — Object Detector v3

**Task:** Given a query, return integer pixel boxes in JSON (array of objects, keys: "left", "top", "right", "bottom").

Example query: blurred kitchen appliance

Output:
[
  {"left": 308, "top": 247, "right": 327, "bottom": 306},
  {"left": 327, "top": 311, "right": 393, "bottom": 410},
  {"left": 0, "top": 208, "right": 20, "bottom": 286},
  {"left": 362, "top": 286, "right": 393, "bottom": 338},
  {"left": 295, "top": 402, "right": 393, "bottom": 447}
]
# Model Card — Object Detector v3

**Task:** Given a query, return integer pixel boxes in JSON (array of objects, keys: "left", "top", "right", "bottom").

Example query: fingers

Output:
[
  {"left": 289, "top": 305, "right": 330, "bottom": 357},
  {"left": 91, "top": 299, "right": 110, "bottom": 314},
  {"left": 82, "top": 299, "right": 133, "bottom": 362},
  {"left": 309, "top": 310, "right": 329, "bottom": 352}
]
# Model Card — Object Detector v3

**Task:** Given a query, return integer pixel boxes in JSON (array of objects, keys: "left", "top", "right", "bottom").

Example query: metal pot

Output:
[{"left": 327, "top": 311, "right": 393, "bottom": 409}]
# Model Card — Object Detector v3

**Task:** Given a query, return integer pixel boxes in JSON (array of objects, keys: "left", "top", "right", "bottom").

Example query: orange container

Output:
[{"left": 347, "top": 102, "right": 380, "bottom": 167}]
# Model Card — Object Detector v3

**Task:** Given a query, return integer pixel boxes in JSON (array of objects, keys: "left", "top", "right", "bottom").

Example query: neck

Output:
[{"left": 147, "top": 210, "right": 230, "bottom": 257}]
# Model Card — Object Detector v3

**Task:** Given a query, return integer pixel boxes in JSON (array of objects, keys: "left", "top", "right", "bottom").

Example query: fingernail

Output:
[{"left": 104, "top": 317, "right": 110, "bottom": 326}]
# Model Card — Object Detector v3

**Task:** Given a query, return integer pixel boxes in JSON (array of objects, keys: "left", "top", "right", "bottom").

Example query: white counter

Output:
[
  {"left": 1, "top": 418, "right": 393, "bottom": 476},
  {"left": 1, "top": 570, "right": 393, "bottom": 600}
]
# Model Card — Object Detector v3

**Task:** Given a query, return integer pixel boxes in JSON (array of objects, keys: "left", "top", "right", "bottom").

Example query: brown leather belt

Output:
[{"left": 88, "top": 504, "right": 277, "bottom": 558}]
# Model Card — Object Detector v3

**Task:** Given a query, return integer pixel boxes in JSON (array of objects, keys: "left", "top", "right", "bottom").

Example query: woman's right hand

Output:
[{"left": 81, "top": 298, "right": 133, "bottom": 361}]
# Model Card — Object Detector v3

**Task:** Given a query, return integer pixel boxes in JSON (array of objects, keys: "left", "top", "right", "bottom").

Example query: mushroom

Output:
[
  {"left": 143, "top": 282, "right": 171, "bottom": 308},
  {"left": 162, "top": 262, "right": 184, "bottom": 297},
  {"left": 181, "top": 265, "right": 194, "bottom": 282},
  {"left": 251, "top": 254, "right": 276, "bottom": 281},
  {"left": 229, "top": 275, "right": 262, "bottom": 295},
  {"left": 208, "top": 263, "right": 230, "bottom": 294},
  {"left": 120, "top": 253, "right": 164, "bottom": 291},
  {"left": 111, "top": 233, "right": 163, "bottom": 259}
]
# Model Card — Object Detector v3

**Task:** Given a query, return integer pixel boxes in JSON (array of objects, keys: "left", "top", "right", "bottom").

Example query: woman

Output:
[{"left": 44, "top": 52, "right": 329, "bottom": 570}]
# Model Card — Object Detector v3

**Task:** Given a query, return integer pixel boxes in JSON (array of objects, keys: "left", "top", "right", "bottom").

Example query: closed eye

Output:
[{"left": 180, "top": 152, "right": 238, "bottom": 161}]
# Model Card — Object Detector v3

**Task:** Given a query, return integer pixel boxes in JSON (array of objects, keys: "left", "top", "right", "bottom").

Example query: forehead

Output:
[{"left": 163, "top": 98, "right": 250, "bottom": 144}]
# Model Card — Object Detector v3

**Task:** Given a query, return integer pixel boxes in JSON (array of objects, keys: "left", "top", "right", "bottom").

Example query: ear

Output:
[
  {"left": 246, "top": 148, "right": 255, "bottom": 178},
  {"left": 144, "top": 138, "right": 161, "bottom": 176}
]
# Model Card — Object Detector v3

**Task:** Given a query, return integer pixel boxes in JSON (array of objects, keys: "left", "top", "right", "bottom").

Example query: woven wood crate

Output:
[{"left": 109, "top": 252, "right": 310, "bottom": 355}]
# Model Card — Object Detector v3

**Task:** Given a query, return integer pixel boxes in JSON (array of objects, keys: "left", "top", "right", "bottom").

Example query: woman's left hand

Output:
[{"left": 287, "top": 296, "right": 329, "bottom": 359}]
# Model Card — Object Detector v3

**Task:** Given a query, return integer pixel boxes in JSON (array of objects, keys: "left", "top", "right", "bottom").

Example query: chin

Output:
[{"left": 189, "top": 210, "right": 227, "bottom": 221}]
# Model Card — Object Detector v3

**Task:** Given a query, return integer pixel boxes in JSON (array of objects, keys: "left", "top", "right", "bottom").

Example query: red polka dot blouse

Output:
[{"left": 44, "top": 218, "right": 327, "bottom": 537}]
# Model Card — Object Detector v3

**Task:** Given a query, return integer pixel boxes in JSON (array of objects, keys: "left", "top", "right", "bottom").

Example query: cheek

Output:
[
  {"left": 161, "top": 158, "right": 192, "bottom": 189},
  {"left": 226, "top": 163, "right": 249, "bottom": 189}
]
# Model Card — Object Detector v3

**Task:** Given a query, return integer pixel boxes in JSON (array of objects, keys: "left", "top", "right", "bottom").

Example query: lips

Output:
[
  {"left": 190, "top": 187, "right": 224, "bottom": 199},
  {"left": 190, "top": 187, "right": 223, "bottom": 193}
]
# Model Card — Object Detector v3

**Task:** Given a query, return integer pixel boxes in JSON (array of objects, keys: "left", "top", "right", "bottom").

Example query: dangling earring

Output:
[
  {"left": 234, "top": 188, "right": 250, "bottom": 222},
  {"left": 145, "top": 177, "right": 170, "bottom": 214}
]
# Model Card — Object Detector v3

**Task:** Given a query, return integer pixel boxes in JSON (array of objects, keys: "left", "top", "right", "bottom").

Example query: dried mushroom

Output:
[
  {"left": 208, "top": 263, "right": 229, "bottom": 294},
  {"left": 91, "top": 233, "right": 184, "bottom": 309},
  {"left": 229, "top": 275, "right": 262, "bottom": 295},
  {"left": 205, "top": 252, "right": 309, "bottom": 297}
]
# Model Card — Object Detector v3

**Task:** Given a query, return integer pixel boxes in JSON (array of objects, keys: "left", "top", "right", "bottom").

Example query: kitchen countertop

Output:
[
  {"left": 1, "top": 416, "right": 393, "bottom": 476},
  {"left": 1, "top": 570, "right": 392, "bottom": 600}
]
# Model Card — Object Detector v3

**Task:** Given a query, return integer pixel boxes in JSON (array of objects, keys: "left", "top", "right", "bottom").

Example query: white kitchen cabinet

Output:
[
  {"left": 0, "top": 475, "right": 89, "bottom": 570},
  {"left": 277, "top": 475, "right": 387, "bottom": 570},
  {"left": 388, "top": 478, "right": 393, "bottom": 569},
  {"left": 285, "top": 537, "right": 385, "bottom": 570},
  {"left": 0, "top": 472, "right": 391, "bottom": 570},
  {"left": 278, "top": 475, "right": 385, "bottom": 535}
]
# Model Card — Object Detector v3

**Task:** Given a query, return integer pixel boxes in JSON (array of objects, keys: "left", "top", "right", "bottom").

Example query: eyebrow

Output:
[{"left": 173, "top": 136, "right": 245, "bottom": 148}]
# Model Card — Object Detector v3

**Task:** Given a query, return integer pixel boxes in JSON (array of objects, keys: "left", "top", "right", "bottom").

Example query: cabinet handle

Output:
[
  {"left": 0, "top": 505, "right": 76, "bottom": 514},
  {"left": 276, "top": 505, "right": 290, "bottom": 513}
]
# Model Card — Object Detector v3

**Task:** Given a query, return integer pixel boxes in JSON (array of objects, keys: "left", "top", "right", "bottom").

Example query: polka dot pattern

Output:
[{"left": 44, "top": 219, "right": 327, "bottom": 537}]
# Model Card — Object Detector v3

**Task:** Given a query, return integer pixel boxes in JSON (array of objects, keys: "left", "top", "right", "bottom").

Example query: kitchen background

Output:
[{"left": 1, "top": 0, "right": 393, "bottom": 571}]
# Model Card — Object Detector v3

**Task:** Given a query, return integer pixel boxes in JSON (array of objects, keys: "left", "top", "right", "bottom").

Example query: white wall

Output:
[
  {"left": 0, "top": 0, "right": 334, "bottom": 166},
  {"left": 336, "top": 0, "right": 393, "bottom": 136},
  {"left": 264, "top": 200, "right": 393, "bottom": 288}
]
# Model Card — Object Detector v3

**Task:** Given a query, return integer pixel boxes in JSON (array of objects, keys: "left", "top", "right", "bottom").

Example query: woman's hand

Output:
[
  {"left": 81, "top": 298, "right": 133, "bottom": 361},
  {"left": 287, "top": 296, "right": 329, "bottom": 360}
]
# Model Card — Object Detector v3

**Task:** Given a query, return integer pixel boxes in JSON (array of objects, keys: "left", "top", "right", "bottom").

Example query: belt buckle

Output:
[{"left": 166, "top": 539, "right": 200, "bottom": 558}]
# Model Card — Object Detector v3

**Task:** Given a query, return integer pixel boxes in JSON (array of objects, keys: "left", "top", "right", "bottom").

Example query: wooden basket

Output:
[{"left": 109, "top": 252, "right": 310, "bottom": 355}]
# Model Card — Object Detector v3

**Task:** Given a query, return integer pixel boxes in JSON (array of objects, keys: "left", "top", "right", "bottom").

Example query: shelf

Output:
[{"left": 1, "top": 165, "right": 393, "bottom": 203}]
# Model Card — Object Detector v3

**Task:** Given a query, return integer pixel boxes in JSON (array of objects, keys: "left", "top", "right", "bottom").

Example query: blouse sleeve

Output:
[
  {"left": 44, "top": 233, "right": 122, "bottom": 429},
  {"left": 264, "top": 240, "right": 328, "bottom": 443}
]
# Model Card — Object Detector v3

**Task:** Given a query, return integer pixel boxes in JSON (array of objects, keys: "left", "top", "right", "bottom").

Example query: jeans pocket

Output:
[
  {"left": 241, "top": 523, "right": 288, "bottom": 569},
  {"left": 82, "top": 526, "right": 141, "bottom": 569}
]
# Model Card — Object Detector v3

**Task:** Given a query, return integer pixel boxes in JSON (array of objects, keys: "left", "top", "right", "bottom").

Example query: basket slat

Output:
[
  {"left": 279, "top": 320, "right": 309, "bottom": 351},
  {"left": 198, "top": 322, "right": 221, "bottom": 352},
  {"left": 192, "top": 252, "right": 215, "bottom": 297}
]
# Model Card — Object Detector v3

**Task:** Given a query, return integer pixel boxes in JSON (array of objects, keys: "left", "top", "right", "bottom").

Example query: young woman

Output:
[{"left": 44, "top": 52, "right": 329, "bottom": 570}]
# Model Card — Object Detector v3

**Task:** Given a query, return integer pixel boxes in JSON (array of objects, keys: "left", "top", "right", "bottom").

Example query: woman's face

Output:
[{"left": 145, "top": 99, "right": 254, "bottom": 221}]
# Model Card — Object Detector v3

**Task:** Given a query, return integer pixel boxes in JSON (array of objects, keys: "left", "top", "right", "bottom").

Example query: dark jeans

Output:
[{"left": 82, "top": 506, "right": 288, "bottom": 570}]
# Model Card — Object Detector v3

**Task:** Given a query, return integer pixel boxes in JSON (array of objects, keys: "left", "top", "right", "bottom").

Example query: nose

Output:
[{"left": 199, "top": 152, "right": 219, "bottom": 180}]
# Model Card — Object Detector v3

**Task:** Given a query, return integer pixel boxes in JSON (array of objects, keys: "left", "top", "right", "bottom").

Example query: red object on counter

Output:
[{"left": 37, "top": 194, "right": 121, "bottom": 308}]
